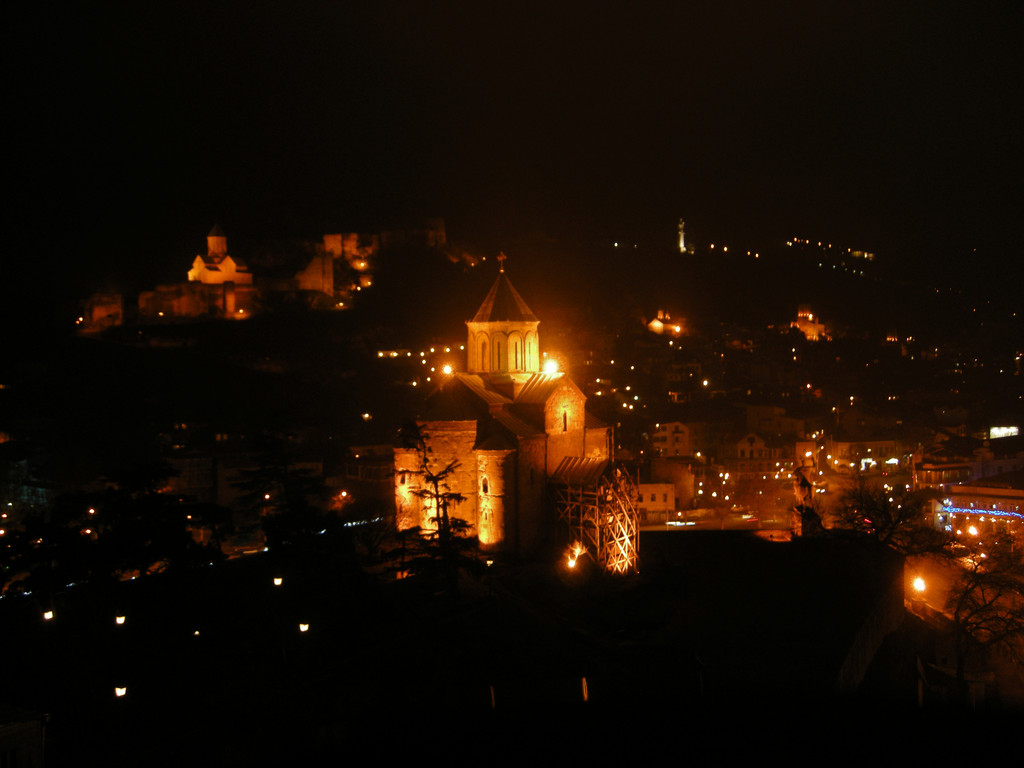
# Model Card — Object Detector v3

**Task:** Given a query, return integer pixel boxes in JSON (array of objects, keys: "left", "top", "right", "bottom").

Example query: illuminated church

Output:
[{"left": 394, "top": 259, "right": 613, "bottom": 554}]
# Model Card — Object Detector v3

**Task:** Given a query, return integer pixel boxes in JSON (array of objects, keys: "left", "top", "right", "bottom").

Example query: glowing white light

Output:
[
  {"left": 115, "top": 616, "right": 125, "bottom": 625},
  {"left": 115, "top": 687, "right": 127, "bottom": 697},
  {"left": 43, "top": 611, "right": 54, "bottom": 621},
  {"left": 567, "top": 542, "right": 585, "bottom": 569},
  {"left": 542, "top": 359, "right": 559, "bottom": 374},
  {"left": 273, "top": 577, "right": 283, "bottom": 586},
  {"left": 299, "top": 623, "right": 309, "bottom": 632}
]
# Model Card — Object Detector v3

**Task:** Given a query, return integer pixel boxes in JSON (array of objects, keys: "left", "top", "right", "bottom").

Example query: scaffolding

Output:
[{"left": 552, "top": 458, "right": 639, "bottom": 574}]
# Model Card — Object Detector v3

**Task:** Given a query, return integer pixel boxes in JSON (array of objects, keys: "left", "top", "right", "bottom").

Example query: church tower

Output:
[
  {"left": 465, "top": 254, "right": 540, "bottom": 375},
  {"left": 207, "top": 224, "right": 228, "bottom": 257},
  {"left": 395, "top": 254, "right": 619, "bottom": 559}
]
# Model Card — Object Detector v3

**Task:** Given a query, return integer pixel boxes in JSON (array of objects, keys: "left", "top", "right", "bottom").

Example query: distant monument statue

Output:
[{"left": 791, "top": 459, "right": 823, "bottom": 536}]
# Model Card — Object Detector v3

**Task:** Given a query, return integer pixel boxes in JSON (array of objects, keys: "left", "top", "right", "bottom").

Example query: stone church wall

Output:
[
  {"left": 476, "top": 449, "right": 514, "bottom": 548},
  {"left": 394, "top": 421, "right": 478, "bottom": 531},
  {"left": 515, "top": 436, "right": 549, "bottom": 553},
  {"left": 543, "top": 382, "right": 588, "bottom": 475}
]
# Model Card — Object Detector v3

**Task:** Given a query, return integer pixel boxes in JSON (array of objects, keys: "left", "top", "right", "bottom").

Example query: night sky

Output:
[{"left": 9, "top": 1, "right": 1022, "bottom": 321}]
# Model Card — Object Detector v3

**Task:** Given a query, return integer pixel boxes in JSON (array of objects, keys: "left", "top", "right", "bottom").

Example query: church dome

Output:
[{"left": 466, "top": 258, "right": 540, "bottom": 375}]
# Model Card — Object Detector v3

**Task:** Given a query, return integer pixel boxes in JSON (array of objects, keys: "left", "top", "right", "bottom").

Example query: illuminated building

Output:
[
  {"left": 790, "top": 306, "right": 829, "bottom": 342},
  {"left": 140, "top": 226, "right": 258, "bottom": 320},
  {"left": 637, "top": 483, "right": 675, "bottom": 522},
  {"left": 647, "top": 310, "right": 686, "bottom": 336},
  {"left": 394, "top": 261, "right": 618, "bottom": 557},
  {"left": 915, "top": 434, "right": 1024, "bottom": 488},
  {"left": 651, "top": 421, "right": 703, "bottom": 457},
  {"left": 935, "top": 473, "right": 1024, "bottom": 548},
  {"left": 187, "top": 225, "right": 253, "bottom": 286},
  {"left": 824, "top": 436, "right": 901, "bottom": 473},
  {"left": 721, "top": 432, "right": 784, "bottom": 476}
]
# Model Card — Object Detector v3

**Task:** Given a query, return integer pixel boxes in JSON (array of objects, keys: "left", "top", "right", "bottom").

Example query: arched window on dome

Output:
[{"left": 481, "top": 340, "right": 488, "bottom": 371}]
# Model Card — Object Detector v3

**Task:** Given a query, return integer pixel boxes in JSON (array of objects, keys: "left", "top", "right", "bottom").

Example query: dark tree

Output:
[
  {"left": 232, "top": 432, "right": 330, "bottom": 551},
  {"left": 7, "top": 463, "right": 217, "bottom": 597},
  {"left": 340, "top": 496, "right": 392, "bottom": 563},
  {"left": 832, "top": 476, "right": 945, "bottom": 556},
  {"left": 391, "top": 424, "right": 481, "bottom": 595},
  {"left": 946, "top": 532, "right": 1024, "bottom": 703}
]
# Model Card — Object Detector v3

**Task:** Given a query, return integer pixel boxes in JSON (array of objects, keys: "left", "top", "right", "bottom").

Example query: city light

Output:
[{"left": 566, "top": 541, "right": 585, "bottom": 569}]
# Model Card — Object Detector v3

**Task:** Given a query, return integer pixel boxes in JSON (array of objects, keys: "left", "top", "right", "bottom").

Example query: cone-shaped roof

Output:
[{"left": 471, "top": 271, "right": 538, "bottom": 323}]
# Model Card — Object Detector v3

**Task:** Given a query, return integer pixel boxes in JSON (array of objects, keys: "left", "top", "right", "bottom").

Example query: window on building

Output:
[
  {"left": 663, "top": 493, "right": 668, "bottom": 503},
  {"left": 650, "top": 493, "right": 656, "bottom": 502},
  {"left": 482, "top": 477, "right": 489, "bottom": 494},
  {"left": 563, "top": 411, "right": 568, "bottom": 432}
]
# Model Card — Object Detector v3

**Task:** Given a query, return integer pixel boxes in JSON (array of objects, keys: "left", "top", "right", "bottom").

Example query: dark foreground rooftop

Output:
[{"left": 2, "top": 531, "right": 1017, "bottom": 765}]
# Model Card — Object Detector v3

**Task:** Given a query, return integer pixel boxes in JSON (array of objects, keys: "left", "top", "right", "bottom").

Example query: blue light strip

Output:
[{"left": 943, "top": 506, "right": 1024, "bottom": 521}]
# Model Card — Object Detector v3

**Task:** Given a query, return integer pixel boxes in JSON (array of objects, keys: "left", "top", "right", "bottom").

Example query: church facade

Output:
[{"left": 394, "top": 264, "right": 612, "bottom": 554}]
